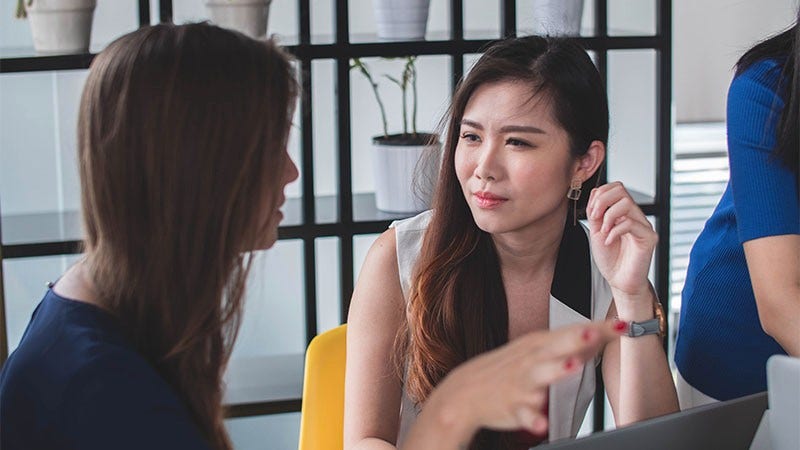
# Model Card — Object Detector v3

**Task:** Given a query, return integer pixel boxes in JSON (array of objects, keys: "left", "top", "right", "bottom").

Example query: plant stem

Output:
[
  {"left": 410, "top": 57, "right": 418, "bottom": 137},
  {"left": 15, "top": 0, "right": 28, "bottom": 19},
  {"left": 352, "top": 58, "right": 388, "bottom": 138}
]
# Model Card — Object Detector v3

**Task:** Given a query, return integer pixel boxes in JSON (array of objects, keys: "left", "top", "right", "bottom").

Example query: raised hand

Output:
[
  {"left": 402, "top": 321, "right": 626, "bottom": 449},
  {"left": 585, "top": 182, "right": 657, "bottom": 300}
]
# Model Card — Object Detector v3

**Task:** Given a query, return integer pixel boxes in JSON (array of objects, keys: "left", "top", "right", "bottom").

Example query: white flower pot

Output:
[
  {"left": 205, "top": 0, "right": 272, "bottom": 39},
  {"left": 531, "top": 0, "right": 584, "bottom": 36},
  {"left": 372, "top": 136, "right": 440, "bottom": 213},
  {"left": 373, "top": 0, "right": 430, "bottom": 41},
  {"left": 25, "top": 0, "right": 97, "bottom": 54}
]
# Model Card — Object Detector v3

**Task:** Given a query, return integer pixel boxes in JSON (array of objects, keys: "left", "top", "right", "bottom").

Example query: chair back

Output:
[{"left": 298, "top": 324, "right": 347, "bottom": 450}]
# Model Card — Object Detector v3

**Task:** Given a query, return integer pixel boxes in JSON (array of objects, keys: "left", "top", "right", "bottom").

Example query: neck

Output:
[
  {"left": 52, "top": 257, "right": 107, "bottom": 311},
  {"left": 491, "top": 214, "right": 566, "bottom": 283}
]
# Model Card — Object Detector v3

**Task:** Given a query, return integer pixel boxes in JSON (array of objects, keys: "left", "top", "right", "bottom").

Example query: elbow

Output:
[{"left": 752, "top": 286, "right": 798, "bottom": 341}]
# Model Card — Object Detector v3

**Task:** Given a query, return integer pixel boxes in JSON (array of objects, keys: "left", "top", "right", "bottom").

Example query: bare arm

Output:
[
  {"left": 587, "top": 182, "right": 678, "bottom": 425},
  {"left": 344, "top": 229, "right": 405, "bottom": 450},
  {"left": 744, "top": 234, "right": 800, "bottom": 356},
  {"left": 602, "top": 297, "right": 678, "bottom": 426}
]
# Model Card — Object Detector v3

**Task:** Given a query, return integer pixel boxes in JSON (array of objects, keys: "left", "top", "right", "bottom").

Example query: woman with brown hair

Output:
[
  {"left": 345, "top": 36, "right": 679, "bottom": 450},
  {"left": 0, "top": 23, "right": 298, "bottom": 450}
]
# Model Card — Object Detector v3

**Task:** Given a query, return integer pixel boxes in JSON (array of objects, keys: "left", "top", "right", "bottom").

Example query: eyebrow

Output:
[{"left": 460, "top": 119, "right": 546, "bottom": 134}]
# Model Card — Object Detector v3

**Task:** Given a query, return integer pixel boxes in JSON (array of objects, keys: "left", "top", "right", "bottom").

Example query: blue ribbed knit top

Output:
[{"left": 674, "top": 58, "right": 800, "bottom": 401}]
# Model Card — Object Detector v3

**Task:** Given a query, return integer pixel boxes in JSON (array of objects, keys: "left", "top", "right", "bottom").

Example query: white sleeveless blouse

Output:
[{"left": 390, "top": 210, "right": 613, "bottom": 447}]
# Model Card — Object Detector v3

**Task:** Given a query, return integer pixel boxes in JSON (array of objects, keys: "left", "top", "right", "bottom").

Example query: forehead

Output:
[{"left": 462, "top": 79, "right": 556, "bottom": 126}]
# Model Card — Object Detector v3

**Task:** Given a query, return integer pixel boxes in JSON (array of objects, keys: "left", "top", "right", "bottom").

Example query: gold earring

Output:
[{"left": 567, "top": 179, "right": 582, "bottom": 225}]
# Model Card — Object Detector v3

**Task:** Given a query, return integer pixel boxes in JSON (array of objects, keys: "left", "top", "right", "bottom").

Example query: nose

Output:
[
  {"left": 284, "top": 155, "right": 299, "bottom": 185},
  {"left": 474, "top": 140, "right": 502, "bottom": 182}
]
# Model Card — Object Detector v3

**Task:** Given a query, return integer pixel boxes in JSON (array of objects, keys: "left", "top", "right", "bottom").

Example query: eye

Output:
[
  {"left": 460, "top": 132, "right": 481, "bottom": 143},
  {"left": 506, "top": 137, "right": 532, "bottom": 147}
]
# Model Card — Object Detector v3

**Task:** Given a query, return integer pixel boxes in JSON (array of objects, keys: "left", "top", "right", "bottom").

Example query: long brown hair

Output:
[
  {"left": 78, "top": 23, "right": 297, "bottom": 449},
  {"left": 395, "top": 36, "right": 608, "bottom": 449}
]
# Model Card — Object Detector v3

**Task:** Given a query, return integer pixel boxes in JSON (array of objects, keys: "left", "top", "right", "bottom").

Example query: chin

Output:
[{"left": 470, "top": 209, "right": 512, "bottom": 235}]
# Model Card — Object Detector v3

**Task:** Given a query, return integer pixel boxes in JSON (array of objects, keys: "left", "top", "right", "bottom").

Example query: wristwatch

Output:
[{"left": 624, "top": 298, "right": 666, "bottom": 338}]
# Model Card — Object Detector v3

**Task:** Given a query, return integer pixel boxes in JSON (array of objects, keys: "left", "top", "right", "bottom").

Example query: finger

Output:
[
  {"left": 603, "top": 216, "right": 657, "bottom": 247},
  {"left": 599, "top": 196, "right": 637, "bottom": 234},
  {"left": 515, "top": 407, "right": 549, "bottom": 436},
  {"left": 522, "top": 321, "right": 623, "bottom": 361},
  {"left": 588, "top": 184, "right": 628, "bottom": 221},
  {"left": 522, "top": 351, "right": 589, "bottom": 389}
]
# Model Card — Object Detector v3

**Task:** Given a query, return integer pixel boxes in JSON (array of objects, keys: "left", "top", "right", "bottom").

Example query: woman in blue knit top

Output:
[{"left": 674, "top": 10, "right": 800, "bottom": 408}]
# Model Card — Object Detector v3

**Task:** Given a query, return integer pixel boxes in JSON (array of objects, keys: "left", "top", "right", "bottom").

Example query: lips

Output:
[{"left": 474, "top": 191, "right": 508, "bottom": 209}]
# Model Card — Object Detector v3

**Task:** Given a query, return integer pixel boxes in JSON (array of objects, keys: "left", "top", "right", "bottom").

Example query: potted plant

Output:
[
  {"left": 15, "top": 0, "right": 97, "bottom": 54},
  {"left": 530, "top": 0, "right": 585, "bottom": 36},
  {"left": 205, "top": 0, "right": 272, "bottom": 39},
  {"left": 372, "top": 0, "right": 430, "bottom": 41},
  {"left": 352, "top": 56, "right": 440, "bottom": 213}
]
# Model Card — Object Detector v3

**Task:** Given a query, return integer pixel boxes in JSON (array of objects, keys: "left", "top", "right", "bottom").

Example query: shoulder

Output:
[
  {"left": 0, "top": 296, "right": 209, "bottom": 449},
  {"left": 729, "top": 58, "right": 785, "bottom": 107},
  {"left": 390, "top": 209, "right": 433, "bottom": 235}
]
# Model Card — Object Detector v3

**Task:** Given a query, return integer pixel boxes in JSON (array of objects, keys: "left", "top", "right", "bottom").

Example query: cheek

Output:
[{"left": 454, "top": 145, "right": 473, "bottom": 185}]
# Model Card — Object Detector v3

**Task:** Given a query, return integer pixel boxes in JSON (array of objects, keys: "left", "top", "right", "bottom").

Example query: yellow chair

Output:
[{"left": 298, "top": 324, "right": 347, "bottom": 450}]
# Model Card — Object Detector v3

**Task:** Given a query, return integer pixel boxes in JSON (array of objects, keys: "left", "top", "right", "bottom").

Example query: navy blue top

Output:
[
  {"left": 675, "top": 58, "right": 799, "bottom": 400},
  {"left": 0, "top": 289, "right": 211, "bottom": 450}
]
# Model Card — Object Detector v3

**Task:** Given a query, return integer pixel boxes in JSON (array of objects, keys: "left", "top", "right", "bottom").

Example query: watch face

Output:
[{"left": 653, "top": 299, "right": 666, "bottom": 337}]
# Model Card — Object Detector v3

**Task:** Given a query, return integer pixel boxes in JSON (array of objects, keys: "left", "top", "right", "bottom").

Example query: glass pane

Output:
[
  {"left": 232, "top": 240, "right": 305, "bottom": 360},
  {"left": 172, "top": 0, "right": 299, "bottom": 45},
  {"left": 606, "top": 50, "right": 657, "bottom": 200},
  {"left": 223, "top": 241, "right": 305, "bottom": 409},
  {"left": 226, "top": 413, "right": 300, "bottom": 450},
  {"left": 349, "top": 55, "right": 450, "bottom": 219},
  {"left": 0, "top": 70, "right": 84, "bottom": 222},
  {"left": 310, "top": 0, "right": 335, "bottom": 44},
  {"left": 311, "top": 59, "right": 339, "bottom": 224},
  {"left": 608, "top": 0, "right": 656, "bottom": 36},
  {"left": 348, "top": 0, "right": 450, "bottom": 43},
  {"left": 517, "top": 0, "right": 595, "bottom": 37},
  {"left": 0, "top": 0, "right": 139, "bottom": 54},
  {"left": 3, "top": 254, "right": 81, "bottom": 354},
  {"left": 464, "top": 0, "right": 500, "bottom": 40},
  {"left": 315, "top": 237, "right": 341, "bottom": 333}
]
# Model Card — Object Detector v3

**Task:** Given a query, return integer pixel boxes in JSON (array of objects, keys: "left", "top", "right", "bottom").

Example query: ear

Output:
[{"left": 572, "top": 140, "right": 605, "bottom": 182}]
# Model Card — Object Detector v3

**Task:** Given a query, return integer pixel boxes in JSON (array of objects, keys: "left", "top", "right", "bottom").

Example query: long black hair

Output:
[
  {"left": 397, "top": 35, "right": 608, "bottom": 450},
  {"left": 736, "top": 10, "right": 799, "bottom": 174}
]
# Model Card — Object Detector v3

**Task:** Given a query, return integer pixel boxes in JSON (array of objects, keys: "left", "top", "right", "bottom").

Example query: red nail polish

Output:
[
  {"left": 614, "top": 320, "right": 628, "bottom": 333},
  {"left": 564, "top": 358, "right": 576, "bottom": 370},
  {"left": 581, "top": 328, "right": 593, "bottom": 341}
]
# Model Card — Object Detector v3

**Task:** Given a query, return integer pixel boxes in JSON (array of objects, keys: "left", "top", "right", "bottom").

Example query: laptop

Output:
[
  {"left": 765, "top": 355, "right": 800, "bottom": 450},
  {"left": 538, "top": 391, "right": 768, "bottom": 450}
]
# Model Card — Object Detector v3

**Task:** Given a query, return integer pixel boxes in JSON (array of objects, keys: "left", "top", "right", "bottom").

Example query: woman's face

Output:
[
  {"left": 455, "top": 80, "right": 579, "bottom": 237},
  {"left": 260, "top": 147, "right": 299, "bottom": 249}
]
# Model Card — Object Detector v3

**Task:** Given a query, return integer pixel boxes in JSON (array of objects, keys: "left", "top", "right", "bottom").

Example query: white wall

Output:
[{"left": 673, "top": 0, "right": 798, "bottom": 123}]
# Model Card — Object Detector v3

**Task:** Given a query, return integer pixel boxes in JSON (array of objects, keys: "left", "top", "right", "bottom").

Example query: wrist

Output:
[
  {"left": 421, "top": 381, "right": 478, "bottom": 446},
  {"left": 612, "top": 290, "right": 656, "bottom": 321}
]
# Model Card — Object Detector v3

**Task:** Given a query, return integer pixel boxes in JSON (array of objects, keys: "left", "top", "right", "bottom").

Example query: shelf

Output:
[
  {"left": 223, "top": 353, "right": 304, "bottom": 418},
  {"left": 1, "top": 35, "right": 664, "bottom": 73},
  {"left": 0, "top": 193, "right": 413, "bottom": 257},
  {"left": 1, "top": 191, "right": 655, "bottom": 258}
]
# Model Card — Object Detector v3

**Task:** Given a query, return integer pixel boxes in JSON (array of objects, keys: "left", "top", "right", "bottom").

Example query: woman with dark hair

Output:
[
  {"left": 674, "top": 11, "right": 800, "bottom": 408},
  {"left": 345, "top": 36, "right": 678, "bottom": 450},
  {"left": 0, "top": 23, "right": 627, "bottom": 450}
]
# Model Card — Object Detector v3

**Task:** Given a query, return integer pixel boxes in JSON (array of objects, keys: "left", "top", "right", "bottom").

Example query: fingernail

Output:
[
  {"left": 581, "top": 328, "right": 594, "bottom": 342},
  {"left": 564, "top": 357, "right": 577, "bottom": 371},
  {"left": 533, "top": 416, "right": 548, "bottom": 434},
  {"left": 613, "top": 320, "right": 629, "bottom": 334}
]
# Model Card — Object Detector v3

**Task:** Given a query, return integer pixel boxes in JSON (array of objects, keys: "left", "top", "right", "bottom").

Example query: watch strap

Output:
[{"left": 627, "top": 318, "right": 661, "bottom": 338}]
